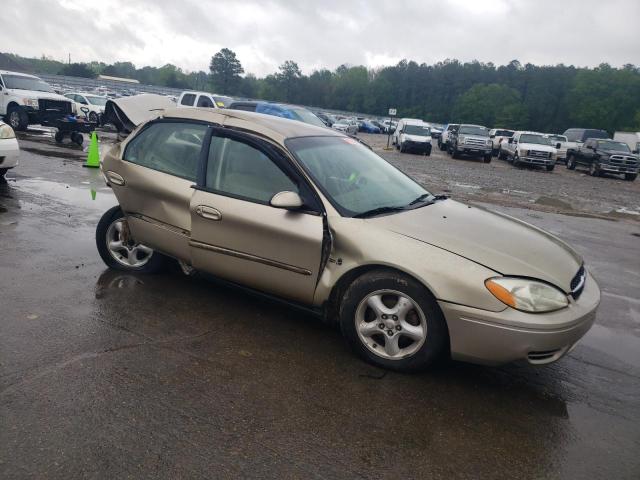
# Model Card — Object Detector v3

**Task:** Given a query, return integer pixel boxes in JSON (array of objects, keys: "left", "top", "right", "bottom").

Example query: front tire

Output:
[
  {"left": 96, "top": 206, "right": 167, "bottom": 273},
  {"left": 624, "top": 173, "right": 637, "bottom": 181},
  {"left": 0, "top": 168, "right": 8, "bottom": 179},
  {"left": 451, "top": 145, "right": 459, "bottom": 159},
  {"left": 339, "top": 269, "right": 449, "bottom": 372},
  {"left": 6, "top": 105, "right": 28, "bottom": 131},
  {"left": 546, "top": 164, "right": 555, "bottom": 172},
  {"left": 567, "top": 155, "right": 576, "bottom": 170},
  {"left": 483, "top": 154, "right": 492, "bottom": 163},
  {"left": 589, "top": 163, "right": 599, "bottom": 177}
]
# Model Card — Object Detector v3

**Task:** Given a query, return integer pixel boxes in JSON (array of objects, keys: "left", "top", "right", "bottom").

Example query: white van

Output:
[
  {"left": 177, "top": 91, "right": 234, "bottom": 109},
  {"left": 393, "top": 118, "right": 432, "bottom": 155}
]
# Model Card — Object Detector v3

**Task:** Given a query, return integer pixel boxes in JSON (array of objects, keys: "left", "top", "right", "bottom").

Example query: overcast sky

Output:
[{"left": 3, "top": 0, "right": 639, "bottom": 76}]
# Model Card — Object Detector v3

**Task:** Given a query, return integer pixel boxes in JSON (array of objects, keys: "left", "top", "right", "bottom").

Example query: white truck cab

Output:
[
  {"left": 0, "top": 70, "right": 73, "bottom": 131},
  {"left": 393, "top": 118, "right": 432, "bottom": 155},
  {"left": 502, "top": 131, "right": 557, "bottom": 171},
  {"left": 177, "top": 91, "right": 234, "bottom": 109}
]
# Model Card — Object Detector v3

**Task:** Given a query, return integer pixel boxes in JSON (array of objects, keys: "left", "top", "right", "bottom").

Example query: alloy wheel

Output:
[
  {"left": 105, "top": 218, "right": 153, "bottom": 268},
  {"left": 354, "top": 289, "right": 427, "bottom": 360}
]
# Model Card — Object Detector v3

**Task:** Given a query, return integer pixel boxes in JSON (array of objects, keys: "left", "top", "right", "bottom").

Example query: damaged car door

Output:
[
  {"left": 189, "top": 128, "right": 325, "bottom": 304},
  {"left": 113, "top": 120, "right": 208, "bottom": 260}
]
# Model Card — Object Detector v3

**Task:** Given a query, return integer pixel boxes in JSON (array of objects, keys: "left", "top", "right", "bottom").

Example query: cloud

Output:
[{"left": 2, "top": 0, "right": 639, "bottom": 76}]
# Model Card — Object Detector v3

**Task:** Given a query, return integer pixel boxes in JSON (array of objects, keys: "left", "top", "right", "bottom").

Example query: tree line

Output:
[{"left": 2, "top": 50, "right": 639, "bottom": 134}]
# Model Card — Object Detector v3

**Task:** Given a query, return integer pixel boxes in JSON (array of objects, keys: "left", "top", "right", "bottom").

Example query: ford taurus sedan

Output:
[{"left": 96, "top": 108, "right": 600, "bottom": 371}]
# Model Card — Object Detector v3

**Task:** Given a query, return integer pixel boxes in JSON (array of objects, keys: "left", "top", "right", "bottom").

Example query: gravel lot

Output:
[{"left": 362, "top": 133, "right": 640, "bottom": 221}]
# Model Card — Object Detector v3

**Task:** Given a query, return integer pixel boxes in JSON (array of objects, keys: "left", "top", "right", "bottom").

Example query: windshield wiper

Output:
[
  {"left": 408, "top": 193, "right": 433, "bottom": 206},
  {"left": 353, "top": 206, "right": 407, "bottom": 219}
]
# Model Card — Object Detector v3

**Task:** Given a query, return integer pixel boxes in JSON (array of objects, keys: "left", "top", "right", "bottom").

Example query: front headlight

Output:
[
  {"left": 486, "top": 139, "right": 492, "bottom": 145},
  {"left": 519, "top": 149, "right": 528, "bottom": 156},
  {"left": 21, "top": 98, "right": 39, "bottom": 109},
  {"left": 0, "top": 123, "right": 16, "bottom": 139},
  {"left": 458, "top": 135, "right": 466, "bottom": 144},
  {"left": 485, "top": 277, "right": 569, "bottom": 313}
]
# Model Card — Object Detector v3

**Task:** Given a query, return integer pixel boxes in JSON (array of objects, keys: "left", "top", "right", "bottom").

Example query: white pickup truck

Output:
[
  {"left": 501, "top": 131, "right": 558, "bottom": 171},
  {"left": 177, "top": 91, "right": 234, "bottom": 109},
  {"left": 0, "top": 70, "right": 73, "bottom": 131}
]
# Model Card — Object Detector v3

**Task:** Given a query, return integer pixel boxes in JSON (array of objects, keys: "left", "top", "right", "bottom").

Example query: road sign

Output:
[{"left": 388, "top": 108, "right": 397, "bottom": 116}]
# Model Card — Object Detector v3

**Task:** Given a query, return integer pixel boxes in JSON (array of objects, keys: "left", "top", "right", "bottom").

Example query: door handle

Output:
[
  {"left": 195, "top": 205, "right": 222, "bottom": 221},
  {"left": 105, "top": 171, "right": 125, "bottom": 186}
]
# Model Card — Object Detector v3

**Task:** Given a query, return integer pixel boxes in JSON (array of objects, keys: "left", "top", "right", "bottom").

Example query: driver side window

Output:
[{"left": 206, "top": 136, "right": 298, "bottom": 204}]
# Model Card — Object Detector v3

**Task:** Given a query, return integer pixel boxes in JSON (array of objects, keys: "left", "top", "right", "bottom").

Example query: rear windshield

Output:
[
  {"left": 494, "top": 130, "right": 514, "bottom": 137},
  {"left": 291, "top": 108, "right": 327, "bottom": 128}
]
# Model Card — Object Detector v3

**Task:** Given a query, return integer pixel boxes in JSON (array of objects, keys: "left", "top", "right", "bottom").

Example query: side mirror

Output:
[
  {"left": 508, "top": 138, "right": 513, "bottom": 144},
  {"left": 270, "top": 191, "right": 303, "bottom": 210},
  {"left": 633, "top": 149, "right": 639, "bottom": 154},
  {"left": 556, "top": 143, "right": 562, "bottom": 149},
  {"left": 0, "top": 84, "right": 3, "bottom": 91},
  {"left": 490, "top": 134, "right": 495, "bottom": 138},
  {"left": 586, "top": 145, "right": 593, "bottom": 150},
  {"left": 80, "top": 106, "right": 90, "bottom": 116}
]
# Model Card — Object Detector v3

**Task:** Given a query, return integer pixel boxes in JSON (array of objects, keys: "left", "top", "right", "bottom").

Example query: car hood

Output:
[
  {"left": 403, "top": 134, "right": 430, "bottom": 142},
  {"left": 520, "top": 143, "right": 556, "bottom": 152},
  {"left": 369, "top": 200, "right": 582, "bottom": 291},
  {"left": 9, "top": 89, "right": 71, "bottom": 102},
  {"left": 103, "top": 94, "right": 175, "bottom": 134}
]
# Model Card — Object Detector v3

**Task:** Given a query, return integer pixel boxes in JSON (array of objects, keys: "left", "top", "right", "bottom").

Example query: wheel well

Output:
[
  {"left": 324, "top": 264, "right": 446, "bottom": 328},
  {"left": 5, "top": 101, "right": 21, "bottom": 112}
]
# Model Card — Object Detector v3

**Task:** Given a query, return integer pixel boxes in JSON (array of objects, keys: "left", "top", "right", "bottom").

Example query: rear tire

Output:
[
  {"left": 624, "top": 173, "right": 637, "bottom": 181},
  {"left": 96, "top": 206, "right": 168, "bottom": 273},
  {"left": 339, "top": 269, "right": 449, "bottom": 372}
]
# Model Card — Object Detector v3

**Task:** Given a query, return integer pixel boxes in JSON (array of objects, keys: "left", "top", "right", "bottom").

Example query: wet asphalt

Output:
[{"left": 1, "top": 132, "right": 639, "bottom": 479}]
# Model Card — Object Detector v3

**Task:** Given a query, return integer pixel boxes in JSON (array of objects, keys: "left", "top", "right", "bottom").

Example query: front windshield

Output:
[
  {"left": 292, "top": 108, "right": 327, "bottom": 128},
  {"left": 459, "top": 125, "right": 489, "bottom": 136},
  {"left": 287, "top": 136, "right": 431, "bottom": 217},
  {"left": 86, "top": 95, "right": 108, "bottom": 106},
  {"left": 404, "top": 124, "right": 430, "bottom": 136},
  {"left": 519, "top": 134, "right": 551, "bottom": 145},
  {"left": 597, "top": 140, "right": 631, "bottom": 152},
  {"left": 3, "top": 74, "right": 54, "bottom": 93}
]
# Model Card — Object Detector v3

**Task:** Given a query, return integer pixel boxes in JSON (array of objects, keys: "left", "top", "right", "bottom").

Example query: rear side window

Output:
[
  {"left": 197, "top": 95, "right": 214, "bottom": 108},
  {"left": 124, "top": 122, "right": 207, "bottom": 181},
  {"left": 205, "top": 136, "right": 298, "bottom": 204},
  {"left": 180, "top": 94, "right": 196, "bottom": 106}
]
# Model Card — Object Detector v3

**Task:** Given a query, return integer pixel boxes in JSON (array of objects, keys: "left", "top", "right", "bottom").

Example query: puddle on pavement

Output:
[
  {"left": 581, "top": 323, "right": 640, "bottom": 367},
  {"left": 13, "top": 177, "right": 117, "bottom": 211}
]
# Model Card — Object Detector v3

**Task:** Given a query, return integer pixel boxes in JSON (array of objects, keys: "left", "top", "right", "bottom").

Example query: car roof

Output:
[{"left": 161, "top": 107, "right": 342, "bottom": 142}]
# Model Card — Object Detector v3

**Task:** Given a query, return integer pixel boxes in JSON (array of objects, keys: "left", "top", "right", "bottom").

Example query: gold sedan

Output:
[{"left": 96, "top": 107, "right": 599, "bottom": 371}]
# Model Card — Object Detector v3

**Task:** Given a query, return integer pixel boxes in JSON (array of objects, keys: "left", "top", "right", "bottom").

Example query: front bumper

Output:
[
  {"left": 439, "top": 271, "right": 600, "bottom": 366},
  {"left": 458, "top": 144, "right": 491, "bottom": 156},
  {"left": 0, "top": 137, "right": 20, "bottom": 169},
  {"left": 520, "top": 156, "right": 555, "bottom": 166},
  {"left": 599, "top": 163, "right": 639, "bottom": 174},
  {"left": 403, "top": 141, "right": 432, "bottom": 152}
]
